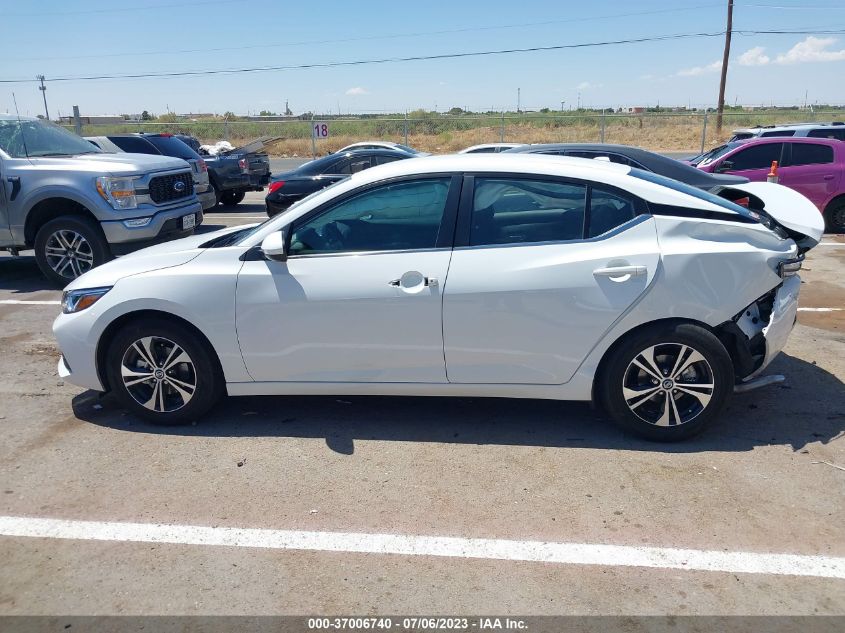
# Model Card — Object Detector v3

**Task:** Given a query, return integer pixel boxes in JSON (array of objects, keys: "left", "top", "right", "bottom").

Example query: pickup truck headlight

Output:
[
  {"left": 61, "top": 287, "right": 111, "bottom": 314},
  {"left": 96, "top": 176, "right": 138, "bottom": 210}
]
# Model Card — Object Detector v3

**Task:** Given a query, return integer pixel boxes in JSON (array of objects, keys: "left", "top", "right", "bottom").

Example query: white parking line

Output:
[
  {"left": 0, "top": 299, "right": 60, "bottom": 305},
  {"left": 798, "top": 307, "right": 844, "bottom": 312},
  {"left": 1, "top": 515, "right": 843, "bottom": 579}
]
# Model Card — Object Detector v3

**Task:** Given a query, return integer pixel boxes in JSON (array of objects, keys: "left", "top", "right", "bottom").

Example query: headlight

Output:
[
  {"left": 96, "top": 176, "right": 138, "bottom": 210},
  {"left": 61, "top": 287, "right": 112, "bottom": 314}
]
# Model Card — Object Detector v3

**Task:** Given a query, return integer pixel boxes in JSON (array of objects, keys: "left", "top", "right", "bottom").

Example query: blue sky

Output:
[{"left": 2, "top": 0, "right": 845, "bottom": 118}]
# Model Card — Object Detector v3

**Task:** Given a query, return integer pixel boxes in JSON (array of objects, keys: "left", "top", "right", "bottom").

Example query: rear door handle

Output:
[
  {"left": 824, "top": 175, "right": 835, "bottom": 181},
  {"left": 593, "top": 265, "right": 647, "bottom": 278}
]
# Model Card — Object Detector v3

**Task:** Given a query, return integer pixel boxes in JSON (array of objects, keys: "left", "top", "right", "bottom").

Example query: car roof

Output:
[
  {"left": 733, "top": 122, "right": 845, "bottom": 134},
  {"left": 731, "top": 136, "right": 842, "bottom": 147},
  {"left": 256, "top": 154, "right": 748, "bottom": 235}
]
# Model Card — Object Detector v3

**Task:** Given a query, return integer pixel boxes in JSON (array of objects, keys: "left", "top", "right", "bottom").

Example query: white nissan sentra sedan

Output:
[{"left": 53, "top": 154, "right": 824, "bottom": 441}]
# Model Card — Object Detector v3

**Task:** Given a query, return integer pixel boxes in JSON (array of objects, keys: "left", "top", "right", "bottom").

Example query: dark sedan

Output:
[
  {"left": 503, "top": 143, "right": 749, "bottom": 189},
  {"left": 265, "top": 149, "right": 414, "bottom": 216}
]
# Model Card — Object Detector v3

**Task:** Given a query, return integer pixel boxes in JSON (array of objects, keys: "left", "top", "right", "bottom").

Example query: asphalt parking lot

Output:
[{"left": 1, "top": 193, "right": 844, "bottom": 615}]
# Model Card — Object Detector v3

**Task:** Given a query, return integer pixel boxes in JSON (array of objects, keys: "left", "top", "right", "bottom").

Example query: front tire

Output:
[
  {"left": 599, "top": 323, "right": 734, "bottom": 441},
  {"left": 34, "top": 215, "right": 110, "bottom": 287},
  {"left": 105, "top": 318, "right": 223, "bottom": 424}
]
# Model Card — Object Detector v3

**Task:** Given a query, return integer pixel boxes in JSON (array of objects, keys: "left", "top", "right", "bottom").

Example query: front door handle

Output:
[
  {"left": 388, "top": 276, "right": 438, "bottom": 287},
  {"left": 593, "top": 265, "right": 647, "bottom": 278},
  {"left": 6, "top": 176, "right": 21, "bottom": 201},
  {"left": 824, "top": 175, "right": 835, "bottom": 181}
]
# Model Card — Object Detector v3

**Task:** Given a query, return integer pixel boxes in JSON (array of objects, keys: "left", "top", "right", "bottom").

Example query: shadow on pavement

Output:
[
  {"left": 0, "top": 254, "right": 58, "bottom": 293},
  {"left": 73, "top": 352, "right": 845, "bottom": 455}
]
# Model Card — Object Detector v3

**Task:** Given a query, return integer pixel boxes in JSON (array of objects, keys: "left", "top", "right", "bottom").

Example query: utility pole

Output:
[
  {"left": 36, "top": 74, "right": 49, "bottom": 120},
  {"left": 517, "top": 88, "right": 521, "bottom": 113},
  {"left": 716, "top": 0, "right": 733, "bottom": 133}
]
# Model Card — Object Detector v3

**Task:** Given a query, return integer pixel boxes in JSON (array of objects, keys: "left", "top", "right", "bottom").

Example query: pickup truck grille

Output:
[{"left": 149, "top": 172, "right": 193, "bottom": 204}]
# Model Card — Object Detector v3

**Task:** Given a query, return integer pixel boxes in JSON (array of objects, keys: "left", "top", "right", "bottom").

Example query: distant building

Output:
[
  {"left": 626, "top": 107, "right": 646, "bottom": 114},
  {"left": 57, "top": 114, "right": 126, "bottom": 124}
]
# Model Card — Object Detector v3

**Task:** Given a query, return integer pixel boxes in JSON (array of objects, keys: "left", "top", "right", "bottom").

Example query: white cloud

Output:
[
  {"left": 576, "top": 81, "right": 602, "bottom": 90},
  {"left": 676, "top": 60, "right": 721, "bottom": 77},
  {"left": 738, "top": 46, "right": 770, "bottom": 66},
  {"left": 775, "top": 36, "right": 845, "bottom": 64},
  {"left": 345, "top": 86, "right": 369, "bottom": 96}
]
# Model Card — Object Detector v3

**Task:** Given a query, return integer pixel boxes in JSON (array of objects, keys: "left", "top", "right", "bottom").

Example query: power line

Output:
[
  {"left": 7, "top": 3, "right": 725, "bottom": 63},
  {"left": 3, "top": 28, "right": 843, "bottom": 85},
  {"left": 0, "top": 32, "right": 727, "bottom": 84}
]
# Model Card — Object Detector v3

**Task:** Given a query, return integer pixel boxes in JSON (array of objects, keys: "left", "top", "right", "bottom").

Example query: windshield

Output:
[
  {"left": 690, "top": 143, "right": 740, "bottom": 165},
  {"left": 0, "top": 118, "right": 102, "bottom": 158},
  {"left": 234, "top": 177, "right": 351, "bottom": 245},
  {"left": 688, "top": 143, "right": 737, "bottom": 167}
]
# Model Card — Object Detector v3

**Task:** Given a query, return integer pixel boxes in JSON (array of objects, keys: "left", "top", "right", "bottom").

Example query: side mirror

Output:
[
  {"left": 716, "top": 160, "right": 734, "bottom": 173},
  {"left": 261, "top": 230, "right": 288, "bottom": 262}
]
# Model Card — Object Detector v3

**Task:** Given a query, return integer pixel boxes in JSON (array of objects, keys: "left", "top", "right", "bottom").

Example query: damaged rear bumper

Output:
[{"left": 731, "top": 275, "right": 801, "bottom": 383}]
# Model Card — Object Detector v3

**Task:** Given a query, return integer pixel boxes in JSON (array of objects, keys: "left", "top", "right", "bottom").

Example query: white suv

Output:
[{"left": 730, "top": 122, "right": 845, "bottom": 142}]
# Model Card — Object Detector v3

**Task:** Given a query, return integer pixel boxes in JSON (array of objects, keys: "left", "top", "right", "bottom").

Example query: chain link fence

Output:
[{"left": 63, "top": 110, "right": 845, "bottom": 157}]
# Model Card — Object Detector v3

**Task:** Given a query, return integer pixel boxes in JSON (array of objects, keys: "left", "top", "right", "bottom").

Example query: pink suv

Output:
[{"left": 694, "top": 137, "right": 845, "bottom": 232}]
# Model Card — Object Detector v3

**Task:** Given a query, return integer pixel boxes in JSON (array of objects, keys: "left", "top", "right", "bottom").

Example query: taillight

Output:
[
  {"left": 238, "top": 158, "right": 248, "bottom": 172},
  {"left": 778, "top": 257, "right": 803, "bottom": 278},
  {"left": 268, "top": 181, "right": 284, "bottom": 194},
  {"left": 735, "top": 197, "right": 750, "bottom": 208}
]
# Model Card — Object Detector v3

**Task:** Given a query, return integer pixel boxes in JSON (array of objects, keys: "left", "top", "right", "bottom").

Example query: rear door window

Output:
[
  {"left": 726, "top": 143, "right": 783, "bottom": 171},
  {"left": 760, "top": 130, "right": 795, "bottom": 137},
  {"left": 588, "top": 188, "right": 639, "bottom": 237},
  {"left": 789, "top": 143, "right": 834, "bottom": 166},
  {"left": 470, "top": 178, "right": 587, "bottom": 246}
]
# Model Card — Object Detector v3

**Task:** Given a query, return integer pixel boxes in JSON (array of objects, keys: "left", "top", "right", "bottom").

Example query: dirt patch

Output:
[
  {"left": 24, "top": 341, "right": 60, "bottom": 356},
  {"left": 798, "top": 310, "right": 845, "bottom": 333},
  {"left": 799, "top": 280, "right": 845, "bottom": 309}
]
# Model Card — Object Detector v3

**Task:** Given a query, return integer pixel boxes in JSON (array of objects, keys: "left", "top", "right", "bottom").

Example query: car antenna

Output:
[{"left": 11, "top": 92, "right": 30, "bottom": 159}]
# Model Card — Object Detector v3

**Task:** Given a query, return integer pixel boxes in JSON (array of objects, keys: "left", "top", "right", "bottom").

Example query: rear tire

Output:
[
  {"left": 599, "top": 323, "right": 734, "bottom": 441},
  {"left": 825, "top": 199, "right": 845, "bottom": 234},
  {"left": 105, "top": 318, "right": 223, "bottom": 425},
  {"left": 220, "top": 190, "right": 245, "bottom": 206},
  {"left": 34, "top": 215, "right": 110, "bottom": 287}
]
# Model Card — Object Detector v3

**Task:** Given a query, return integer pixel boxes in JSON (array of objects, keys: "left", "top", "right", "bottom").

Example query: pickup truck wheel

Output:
[
  {"left": 34, "top": 215, "right": 110, "bottom": 287},
  {"left": 220, "top": 190, "right": 245, "bottom": 206},
  {"left": 826, "top": 199, "right": 845, "bottom": 234}
]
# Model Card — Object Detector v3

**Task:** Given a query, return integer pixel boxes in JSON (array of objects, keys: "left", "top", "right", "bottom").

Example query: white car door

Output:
[
  {"left": 236, "top": 175, "right": 460, "bottom": 383},
  {"left": 443, "top": 175, "right": 660, "bottom": 384}
]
